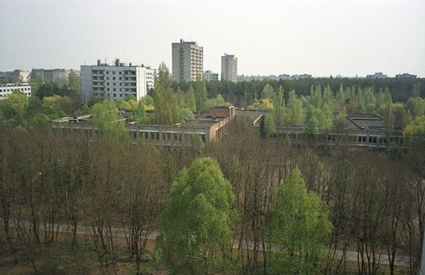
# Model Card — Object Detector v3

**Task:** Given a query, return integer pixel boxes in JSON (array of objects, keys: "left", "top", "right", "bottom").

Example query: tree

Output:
[
  {"left": 194, "top": 75, "right": 207, "bottom": 114},
  {"left": 154, "top": 63, "right": 180, "bottom": 124},
  {"left": 0, "top": 90, "right": 28, "bottom": 125},
  {"left": 285, "top": 90, "right": 304, "bottom": 125},
  {"left": 272, "top": 86, "right": 285, "bottom": 127},
  {"left": 91, "top": 100, "right": 126, "bottom": 140},
  {"left": 263, "top": 113, "right": 276, "bottom": 137},
  {"left": 187, "top": 85, "right": 196, "bottom": 112},
  {"left": 157, "top": 157, "right": 237, "bottom": 274},
  {"left": 269, "top": 168, "right": 332, "bottom": 274}
]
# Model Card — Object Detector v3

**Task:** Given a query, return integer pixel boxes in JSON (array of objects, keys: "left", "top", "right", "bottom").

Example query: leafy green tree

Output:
[
  {"left": 248, "top": 98, "right": 273, "bottom": 111},
  {"left": 194, "top": 75, "right": 207, "bottom": 114},
  {"left": 91, "top": 100, "right": 126, "bottom": 140},
  {"left": 42, "top": 95, "right": 72, "bottom": 118},
  {"left": 269, "top": 168, "right": 332, "bottom": 274},
  {"left": 179, "top": 107, "right": 194, "bottom": 123},
  {"left": 157, "top": 157, "right": 237, "bottom": 274},
  {"left": 263, "top": 113, "right": 276, "bottom": 137},
  {"left": 0, "top": 90, "right": 29, "bottom": 125},
  {"left": 406, "top": 97, "right": 425, "bottom": 118},
  {"left": 285, "top": 90, "right": 304, "bottom": 125},
  {"left": 261, "top": 83, "right": 275, "bottom": 100},
  {"left": 305, "top": 105, "right": 321, "bottom": 135},
  {"left": 272, "top": 86, "right": 285, "bottom": 126},
  {"left": 187, "top": 85, "right": 196, "bottom": 112},
  {"left": 412, "top": 82, "right": 421, "bottom": 98},
  {"left": 154, "top": 63, "right": 180, "bottom": 124},
  {"left": 131, "top": 100, "right": 149, "bottom": 124}
]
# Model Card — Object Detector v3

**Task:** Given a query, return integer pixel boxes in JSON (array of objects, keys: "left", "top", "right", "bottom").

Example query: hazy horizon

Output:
[{"left": 1, "top": 0, "right": 424, "bottom": 78}]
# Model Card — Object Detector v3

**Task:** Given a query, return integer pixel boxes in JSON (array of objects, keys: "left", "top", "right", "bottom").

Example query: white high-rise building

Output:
[
  {"left": 172, "top": 39, "right": 203, "bottom": 82},
  {"left": 221, "top": 54, "right": 238, "bottom": 82},
  {"left": 81, "top": 59, "right": 154, "bottom": 104}
]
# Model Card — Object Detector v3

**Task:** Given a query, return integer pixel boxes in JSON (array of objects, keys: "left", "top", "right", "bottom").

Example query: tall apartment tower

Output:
[
  {"left": 81, "top": 59, "right": 154, "bottom": 104},
  {"left": 172, "top": 39, "right": 203, "bottom": 82},
  {"left": 221, "top": 54, "right": 238, "bottom": 82}
]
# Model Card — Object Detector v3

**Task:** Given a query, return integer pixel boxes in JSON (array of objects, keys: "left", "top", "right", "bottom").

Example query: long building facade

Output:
[
  {"left": 0, "top": 83, "right": 31, "bottom": 99},
  {"left": 31, "top": 68, "right": 76, "bottom": 82},
  {"left": 81, "top": 59, "right": 154, "bottom": 104},
  {"left": 221, "top": 53, "right": 238, "bottom": 82},
  {"left": 172, "top": 39, "right": 203, "bottom": 82}
]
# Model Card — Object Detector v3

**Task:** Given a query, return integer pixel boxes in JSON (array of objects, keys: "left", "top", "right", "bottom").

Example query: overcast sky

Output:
[{"left": 1, "top": 0, "right": 424, "bottom": 77}]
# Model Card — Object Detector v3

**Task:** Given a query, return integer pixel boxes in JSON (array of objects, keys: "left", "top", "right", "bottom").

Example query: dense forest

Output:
[{"left": 0, "top": 69, "right": 425, "bottom": 274}]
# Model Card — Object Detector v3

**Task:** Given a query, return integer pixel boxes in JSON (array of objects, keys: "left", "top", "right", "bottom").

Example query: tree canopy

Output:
[
  {"left": 269, "top": 168, "right": 333, "bottom": 274},
  {"left": 157, "top": 157, "right": 237, "bottom": 274}
]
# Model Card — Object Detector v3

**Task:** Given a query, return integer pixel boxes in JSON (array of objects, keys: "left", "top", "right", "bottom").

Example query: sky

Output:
[{"left": 1, "top": 0, "right": 424, "bottom": 78}]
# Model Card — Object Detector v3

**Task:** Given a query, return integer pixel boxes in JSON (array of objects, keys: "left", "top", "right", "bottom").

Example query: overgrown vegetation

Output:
[{"left": 0, "top": 70, "right": 424, "bottom": 274}]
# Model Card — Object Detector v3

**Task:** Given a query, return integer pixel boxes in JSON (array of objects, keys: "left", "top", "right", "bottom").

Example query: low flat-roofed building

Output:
[
  {"left": 0, "top": 83, "right": 31, "bottom": 99},
  {"left": 49, "top": 106, "right": 236, "bottom": 146}
]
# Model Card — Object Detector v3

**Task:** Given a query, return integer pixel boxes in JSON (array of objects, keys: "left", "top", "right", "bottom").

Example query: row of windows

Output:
[
  {"left": 93, "top": 88, "right": 136, "bottom": 92},
  {"left": 0, "top": 87, "right": 31, "bottom": 92},
  {"left": 131, "top": 131, "right": 206, "bottom": 142},
  {"left": 93, "top": 70, "right": 137, "bottom": 75},
  {"left": 0, "top": 92, "right": 30, "bottom": 97},
  {"left": 93, "top": 82, "right": 136, "bottom": 87}
]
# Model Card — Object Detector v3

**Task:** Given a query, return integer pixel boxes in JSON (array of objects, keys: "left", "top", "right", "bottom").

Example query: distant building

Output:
[
  {"left": 279, "top": 74, "right": 291, "bottom": 80},
  {"left": 221, "top": 54, "right": 238, "bottom": 82},
  {"left": 31, "top": 68, "right": 77, "bottom": 82},
  {"left": 204, "top": 70, "right": 219, "bottom": 82},
  {"left": 0, "top": 70, "right": 30, "bottom": 82},
  {"left": 0, "top": 83, "right": 31, "bottom": 99},
  {"left": 172, "top": 39, "right": 204, "bottom": 82},
  {"left": 291, "top": 74, "right": 312, "bottom": 80},
  {"left": 395, "top": 73, "right": 417, "bottom": 79},
  {"left": 81, "top": 59, "right": 155, "bottom": 104},
  {"left": 366, "top": 72, "right": 387, "bottom": 79}
]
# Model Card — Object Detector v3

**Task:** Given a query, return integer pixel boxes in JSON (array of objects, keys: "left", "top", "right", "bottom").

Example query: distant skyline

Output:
[{"left": 1, "top": 0, "right": 424, "bottom": 78}]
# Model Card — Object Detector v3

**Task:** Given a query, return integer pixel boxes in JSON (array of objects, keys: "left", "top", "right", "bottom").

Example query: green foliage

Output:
[
  {"left": 187, "top": 85, "right": 197, "bottom": 112},
  {"left": 248, "top": 98, "right": 273, "bottom": 111},
  {"left": 285, "top": 90, "right": 304, "bottom": 125},
  {"left": 0, "top": 90, "right": 29, "bottom": 125},
  {"left": 154, "top": 63, "right": 180, "bottom": 124},
  {"left": 42, "top": 95, "right": 73, "bottom": 118},
  {"left": 131, "top": 100, "right": 150, "bottom": 124},
  {"left": 194, "top": 75, "right": 207, "bottom": 113},
  {"left": 261, "top": 83, "right": 275, "bottom": 99},
  {"left": 406, "top": 97, "right": 425, "bottom": 118},
  {"left": 404, "top": 115, "right": 425, "bottom": 140},
  {"left": 303, "top": 99, "right": 333, "bottom": 134},
  {"left": 272, "top": 86, "right": 285, "bottom": 126},
  {"left": 157, "top": 157, "right": 237, "bottom": 274},
  {"left": 91, "top": 100, "right": 127, "bottom": 140},
  {"left": 205, "top": 94, "right": 232, "bottom": 110},
  {"left": 269, "top": 168, "right": 332, "bottom": 274},
  {"left": 179, "top": 107, "right": 194, "bottom": 123},
  {"left": 263, "top": 113, "right": 276, "bottom": 136}
]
